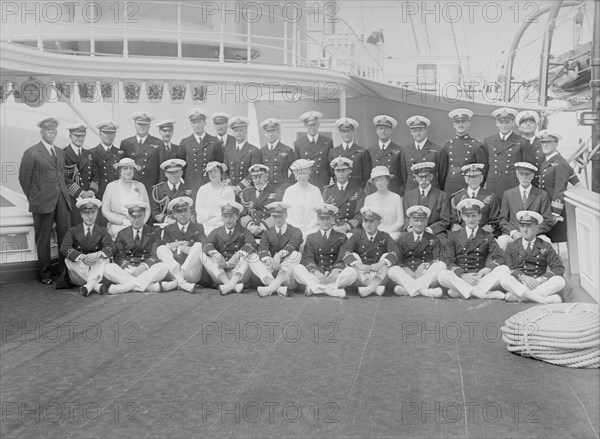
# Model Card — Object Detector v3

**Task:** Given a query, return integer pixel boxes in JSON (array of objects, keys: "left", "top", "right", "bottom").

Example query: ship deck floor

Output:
[{"left": 1, "top": 277, "right": 598, "bottom": 439}]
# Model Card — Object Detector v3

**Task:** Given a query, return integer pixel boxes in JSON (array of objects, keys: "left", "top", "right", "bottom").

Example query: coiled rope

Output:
[{"left": 501, "top": 303, "right": 600, "bottom": 368}]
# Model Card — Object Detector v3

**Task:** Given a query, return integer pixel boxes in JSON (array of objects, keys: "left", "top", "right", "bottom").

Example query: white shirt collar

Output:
[
  {"left": 366, "top": 231, "right": 377, "bottom": 240},
  {"left": 520, "top": 185, "right": 530, "bottom": 196},
  {"left": 136, "top": 135, "right": 147, "bottom": 144},
  {"left": 236, "top": 140, "right": 246, "bottom": 148},
  {"left": 415, "top": 139, "right": 427, "bottom": 149},
  {"left": 168, "top": 182, "right": 179, "bottom": 191},
  {"left": 308, "top": 134, "right": 319, "bottom": 143},
  {"left": 337, "top": 181, "right": 347, "bottom": 191},
  {"left": 466, "top": 226, "right": 478, "bottom": 236},
  {"left": 179, "top": 221, "right": 190, "bottom": 232},
  {"left": 71, "top": 144, "right": 81, "bottom": 154},
  {"left": 41, "top": 140, "right": 54, "bottom": 151},
  {"left": 468, "top": 187, "right": 479, "bottom": 198},
  {"left": 413, "top": 231, "right": 423, "bottom": 241},
  {"left": 420, "top": 184, "right": 432, "bottom": 197},
  {"left": 276, "top": 224, "right": 288, "bottom": 235},
  {"left": 85, "top": 225, "right": 94, "bottom": 234},
  {"left": 379, "top": 140, "right": 390, "bottom": 149},
  {"left": 522, "top": 238, "right": 535, "bottom": 249},
  {"left": 194, "top": 133, "right": 204, "bottom": 143},
  {"left": 321, "top": 228, "right": 331, "bottom": 239},
  {"left": 343, "top": 142, "right": 353, "bottom": 149},
  {"left": 500, "top": 131, "right": 513, "bottom": 140}
]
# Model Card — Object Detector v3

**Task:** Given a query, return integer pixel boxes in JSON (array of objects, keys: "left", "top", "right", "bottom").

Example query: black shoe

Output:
[
  {"left": 97, "top": 283, "right": 108, "bottom": 295},
  {"left": 79, "top": 286, "right": 91, "bottom": 297},
  {"left": 40, "top": 278, "right": 53, "bottom": 285}
]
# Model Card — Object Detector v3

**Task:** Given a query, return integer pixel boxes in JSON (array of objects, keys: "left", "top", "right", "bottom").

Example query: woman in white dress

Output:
[
  {"left": 364, "top": 166, "right": 404, "bottom": 240},
  {"left": 102, "top": 158, "right": 150, "bottom": 239},
  {"left": 282, "top": 159, "right": 324, "bottom": 237},
  {"left": 195, "top": 161, "right": 235, "bottom": 234}
]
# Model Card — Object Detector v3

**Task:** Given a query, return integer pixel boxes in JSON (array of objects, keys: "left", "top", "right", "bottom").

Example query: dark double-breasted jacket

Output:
[
  {"left": 293, "top": 134, "right": 334, "bottom": 189},
  {"left": 301, "top": 229, "right": 347, "bottom": 273},
  {"left": 60, "top": 223, "right": 114, "bottom": 261},
  {"left": 442, "top": 227, "right": 506, "bottom": 275}
]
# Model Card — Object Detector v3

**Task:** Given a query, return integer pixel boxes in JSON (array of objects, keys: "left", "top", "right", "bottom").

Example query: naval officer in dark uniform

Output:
[
  {"left": 151, "top": 159, "right": 192, "bottom": 224},
  {"left": 516, "top": 110, "right": 545, "bottom": 186},
  {"left": 450, "top": 164, "right": 501, "bottom": 237},
  {"left": 155, "top": 119, "right": 182, "bottom": 181},
  {"left": 328, "top": 118, "right": 371, "bottom": 188},
  {"left": 482, "top": 107, "right": 529, "bottom": 198},
  {"left": 259, "top": 118, "right": 295, "bottom": 190},
  {"left": 294, "top": 111, "right": 334, "bottom": 189},
  {"left": 60, "top": 198, "right": 113, "bottom": 296},
  {"left": 240, "top": 164, "right": 282, "bottom": 238},
  {"left": 91, "top": 121, "right": 123, "bottom": 206},
  {"left": 398, "top": 115, "right": 448, "bottom": 194},
  {"left": 19, "top": 117, "right": 72, "bottom": 284},
  {"left": 120, "top": 111, "right": 163, "bottom": 198},
  {"left": 366, "top": 115, "right": 403, "bottom": 195},
  {"left": 442, "top": 108, "right": 487, "bottom": 196},
  {"left": 63, "top": 124, "right": 99, "bottom": 225},
  {"left": 293, "top": 203, "right": 348, "bottom": 298},
  {"left": 224, "top": 116, "right": 262, "bottom": 196},
  {"left": 322, "top": 157, "right": 364, "bottom": 234},
  {"left": 211, "top": 112, "right": 235, "bottom": 156},
  {"left": 179, "top": 108, "right": 222, "bottom": 198}
]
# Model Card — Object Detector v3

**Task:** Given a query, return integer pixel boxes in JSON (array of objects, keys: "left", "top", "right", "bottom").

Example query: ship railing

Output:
[{"left": 0, "top": 1, "right": 383, "bottom": 81}]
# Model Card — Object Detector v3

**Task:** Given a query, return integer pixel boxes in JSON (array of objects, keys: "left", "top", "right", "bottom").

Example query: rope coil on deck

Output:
[{"left": 501, "top": 303, "right": 600, "bottom": 368}]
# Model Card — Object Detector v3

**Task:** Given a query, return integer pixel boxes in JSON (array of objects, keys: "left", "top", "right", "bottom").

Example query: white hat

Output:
[
  {"left": 155, "top": 119, "right": 176, "bottom": 129},
  {"left": 125, "top": 201, "right": 150, "bottom": 215},
  {"left": 360, "top": 206, "right": 384, "bottom": 221},
  {"left": 186, "top": 108, "right": 209, "bottom": 120},
  {"left": 538, "top": 130, "right": 562, "bottom": 142},
  {"left": 290, "top": 159, "right": 315, "bottom": 173},
  {"left": 266, "top": 202, "right": 292, "bottom": 216},
  {"left": 330, "top": 157, "right": 353, "bottom": 170},
  {"left": 491, "top": 107, "right": 518, "bottom": 119},
  {"left": 168, "top": 196, "right": 193, "bottom": 212},
  {"left": 228, "top": 116, "right": 250, "bottom": 129},
  {"left": 76, "top": 198, "right": 101, "bottom": 210},
  {"left": 130, "top": 111, "right": 155, "bottom": 124},
  {"left": 66, "top": 123, "right": 87, "bottom": 134},
  {"left": 514, "top": 162, "right": 538, "bottom": 173},
  {"left": 373, "top": 115, "right": 397, "bottom": 129},
  {"left": 260, "top": 118, "right": 281, "bottom": 129},
  {"left": 448, "top": 109, "right": 473, "bottom": 121},
  {"left": 314, "top": 203, "right": 339, "bottom": 216},
  {"left": 248, "top": 164, "right": 270, "bottom": 174},
  {"left": 461, "top": 163, "right": 485, "bottom": 175},
  {"left": 220, "top": 200, "right": 243, "bottom": 214},
  {"left": 410, "top": 161, "right": 436, "bottom": 174},
  {"left": 96, "top": 120, "right": 119, "bottom": 132},
  {"left": 160, "top": 159, "right": 186, "bottom": 171},
  {"left": 456, "top": 198, "right": 484, "bottom": 213},
  {"left": 204, "top": 161, "right": 228, "bottom": 174},
  {"left": 516, "top": 110, "right": 539, "bottom": 125},
  {"left": 115, "top": 157, "right": 141, "bottom": 170},
  {"left": 211, "top": 112, "right": 231, "bottom": 123},
  {"left": 406, "top": 205, "right": 431, "bottom": 218},
  {"left": 406, "top": 115, "right": 431, "bottom": 128},
  {"left": 335, "top": 118, "right": 359, "bottom": 130},
  {"left": 369, "top": 166, "right": 393, "bottom": 181},
  {"left": 516, "top": 210, "right": 544, "bottom": 225},
  {"left": 299, "top": 111, "right": 323, "bottom": 123}
]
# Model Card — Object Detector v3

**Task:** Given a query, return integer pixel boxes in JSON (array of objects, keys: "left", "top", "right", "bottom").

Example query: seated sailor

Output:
[
  {"left": 438, "top": 199, "right": 509, "bottom": 300},
  {"left": 156, "top": 196, "right": 206, "bottom": 293},
  {"left": 249, "top": 202, "right": 303, "bottom": 298},
  {"left": 60, "top": 198, "right": 114, "bottom": 297},
  {"left": 500, "top": 210, "right": 565, "bottom": 304},
  {"left": 387, "top": 205, "right": 446, "bottom": 298},
  {"left": 293, "top": 203, "right": 348, "bottom": 298},
  {"left": 337, "top": 206, "right": 399, "bottom": 298}
]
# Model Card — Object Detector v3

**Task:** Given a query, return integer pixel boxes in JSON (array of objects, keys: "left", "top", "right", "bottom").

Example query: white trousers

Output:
[
  {"left": 387, "top": 261, "right": 447, "bottom": 297},
  {"left": 65, "top": 258, "right": 108, "bottom": 287},
  {"left": 438, "top": 265, "right": 511, "bottom": 298},
  {"left": 500, "top": 274, "right": 566, "bottom": 298},
  {"left": 337, "top": 265, "right": 389, "bottom": 289},
  {"left": 103, "top": 262, "right": 169, "bottom": 291},
  {"left": 203, "top": 255, "right": 251, "bottom": 284},
  {"left": 248, "top": 251, "right": 300, "bottom": 285},
  {"left": 156, "top": 243, "right": 204, "bottom": 283},
  {"left": 293, "top": 265, "right": 341, "bottom": 291}
]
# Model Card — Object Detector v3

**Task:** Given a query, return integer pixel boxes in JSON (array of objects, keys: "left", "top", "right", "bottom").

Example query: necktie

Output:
[
  {"left": 50, "top": 147, "right": 57, "bottom": 162},
  {"left": 181, "top": 226, "right": 186, "bottom": 234},
  {"left": 522, "top": 190, "right": 527, "bottom": 207},
  {"left": 77, "top": 148, "right": 81, "bottom": 158},
  {"left": 322, "top": 231, "right": 327, "bottom": 240},
  {"left": 469, "top": 229, "right": 475, "bottom": 241},
  {"left": 135, "top": 231, "right": 141, "bottom": 245},
  {"left": 85, "top": 227, "right": 91, "bottom": 239},
  {"left": 421, "top": 189, "right": 426, "bottom": 199},
  {"left": 340, "top": 185, "right": 345, "bottom": 192},
  {"left": 165, "top": 143, "right": 170, "bottom": 152},
  {"left": 380, "top": 144, "right": 385, "bottom": 151},
  {"left": 277, "top": 228, "right": 282, "bottom": 238},
  {"left": 415, "top": 235, "right": 421, "bottom": 245},
  {"left": 237, "top": 144, "right": 243, "bottom": 151},
  {"left": 469, "top": 191, "right": 475, "bottom": 199},
  {"left": 369, "top": 236, "right": 374, "bottom": 242},
  {"left": 310, "top": 138, "right": 315, "bottom": 145}
]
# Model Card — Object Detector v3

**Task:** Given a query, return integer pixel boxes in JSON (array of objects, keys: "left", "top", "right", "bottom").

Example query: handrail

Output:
[{"left": 1, "top": 1, "right": 383, "bottom": 81}]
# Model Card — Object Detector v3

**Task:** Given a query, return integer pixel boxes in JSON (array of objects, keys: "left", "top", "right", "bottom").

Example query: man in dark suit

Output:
[
  {"left": 248, "top": 202, "right": 303, "bottom": 297},
  {"left": 19, "top": 117, "right": 72, "bottom": 284},
  {"left": 156, "top": 196, "right": 205, "bottom": 293},
  {"left": 337, "top": 206, "right": 399, "bottom": 297},
  {"left": 211, "top": 112, "right": 235, "bottom": 156},
  {"left": 155, "top": 119, "right": 182, "bottom": 181},
  {"left": 498, "top": 162, "right": 553, "bottom": 250},
  {"left": 402, "top": 162, "right": 450, "bottom": 236},
  {"left": 102, "top": 202, "right": 168, "bottom": 294},
  {"left": 151, "top": 159, "right": 192, "bottom": 224},
  {"left": 63, "top": 124, "right": 98, "bottom": 225},
  {"left": 388, "top": 205, "right": 446, "bottom": 298},
  {"left": 438, "top": 199, "right": 510, "bottom": 299},
  {"left": 366, "top": 115, "right": 403, "bottom": 195},
  {"left": 322, "top": 157, "right": 364, "bottom": 234},
  {"left": 450, "top": 164, "right": 501, "bottom": 237},
  {"left": 293, "top": 204, "right": 347, "bottom": 298},
  {"left": 482, "top": 107, "right": 529, "bottom": 198},
  {"left": 224, "top": 116, "right": 262, "bottom": 196},
  {"left": 442, "top": 109, "right": 487, "bottom": 196},
  {"left": 516, "top": 110, "right": 545, "bottom": 186},
  {"left": 398, "top": 115, "right": 448, "bottom": 194},
  {"left": 240, "top": 164, "right": 282, "bottom": 238},
  {"left": 294, "top": 111, "right": 334, "bottom": 189},
  {"left": 329, "top": 118, "right": 371, "bottom": 188},
  {"left": 180, "top": 108, "right": 223, "bottom": 198},
  {"left": 120, "top": 111, "right": 163, "bottom": 197},
  {"left": 91, "top": 120, "right": 123, "bottom": 203},
  {"left": 259, "top": 118, "right": 295, "bottom": 190},
  {"left": 202, "top": 201, "right": 257, "bottom": 295},
  {"left": 500, "top": 210, "right": 564, "bottom": 304},
  {"left": 60, "top": 198, "right": 113, "bottom": 296}
]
